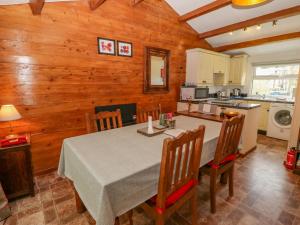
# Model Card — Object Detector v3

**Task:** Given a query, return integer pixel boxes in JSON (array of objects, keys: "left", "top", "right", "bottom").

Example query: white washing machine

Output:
[{"left": 267, "top": 103, "right": 294, "bottom": 140}]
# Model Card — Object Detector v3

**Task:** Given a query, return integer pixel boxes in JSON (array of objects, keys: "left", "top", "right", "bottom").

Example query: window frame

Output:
[{"left": 251, "top": 62, "right": 300, "bottom": 97}]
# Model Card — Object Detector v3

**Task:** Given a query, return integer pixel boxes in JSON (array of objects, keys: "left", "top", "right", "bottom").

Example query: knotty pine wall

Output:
[{"left": 0, "top": 0, "right": 211, "bottom": 174}]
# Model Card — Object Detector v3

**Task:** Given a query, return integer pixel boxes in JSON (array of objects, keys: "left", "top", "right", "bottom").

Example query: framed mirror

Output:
[{"left": 144, "top": 47, "right": 170, "bottom": 93}]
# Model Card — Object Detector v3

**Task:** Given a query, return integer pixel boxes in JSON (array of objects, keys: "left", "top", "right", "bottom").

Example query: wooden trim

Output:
[
  {"left": 240, "top": 146, "right": 257, "bottom": 157},
  {"left": 34, "top": 167, "right": 57, "bottom": 176},
  {"left": 179, "top": 0, "right": 231, "bottom": 22},
  {"left": 215, "top": 32, "right": 300, "bottom": 52},
  {"left": 29, "top": 0, "right": 45, "bottom": 15},
  {"left": 199, "top": 6, "right": 300, "bottom": 39},
  {"left": 132, "top": 0, "right": 145, "bottom": 6},
  {"left": 89, "top": 0, "right": 106, "bottom": 10}
]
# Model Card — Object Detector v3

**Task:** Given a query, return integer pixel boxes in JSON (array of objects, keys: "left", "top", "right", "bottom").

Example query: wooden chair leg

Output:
[
  {"left": 220, "top": 172, "right": 228, "bottom": 185},
  {"left": 191, "top": 192, "right": 198, "bottom": 225},
  {"left": 229, "top": 165, "right": 234, "bottom": 197},
  {"left": 198, "top": 170, "right": 202, "bottom": 184},
  {"left": 128, "top": 210, "right": 133, "bottom": 225},
  {"left": 114, "top": 217, "right": 120, "bottom": 225},
  {"left": 156, "top": 214, "right": 164, "bottom": 225},
  {"left": 210, "top": 170, "right": 217, "bottom": 214}
]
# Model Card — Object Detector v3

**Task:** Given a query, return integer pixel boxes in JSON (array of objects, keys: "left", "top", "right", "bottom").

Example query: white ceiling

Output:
[
  {"left": 207, "top": 15, "right": 300, "bottom": 47},
  {"left": 165, "top": 0, "right": 300, "bottom": 51},
  {"left": 225, "top": 39, "right": 300, "bottom": 55}
]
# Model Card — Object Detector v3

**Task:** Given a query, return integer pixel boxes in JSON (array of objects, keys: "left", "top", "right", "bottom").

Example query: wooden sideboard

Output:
[{"left": 0, "top": 137, "right": 34, "bottom": 200}]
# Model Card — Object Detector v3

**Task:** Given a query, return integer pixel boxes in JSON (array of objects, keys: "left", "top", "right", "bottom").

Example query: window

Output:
[{"left": 251, "top": 63, "right": 299, "bottom": 99}]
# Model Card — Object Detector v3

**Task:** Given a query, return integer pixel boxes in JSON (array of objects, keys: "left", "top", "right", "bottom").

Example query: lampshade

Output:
[
  {"left": 232, "top": 0, "right": 268, "bottom": 6},
  {"left": 0, "top": 105, "right": 22, "bottom": 122}
]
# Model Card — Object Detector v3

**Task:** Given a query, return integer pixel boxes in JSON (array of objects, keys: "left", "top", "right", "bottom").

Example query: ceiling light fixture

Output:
[
  {"left": 232, "top": 0, "right": 268, "bottom": 7},
  {"left": 256, "top": 24, "right": 262, "bottom": 30},
  {"left": 273, "top": 20, "right": 278, "bottom": 27},
  {"left": 229, "top": 32, "right": 233, "bottom": 35}
]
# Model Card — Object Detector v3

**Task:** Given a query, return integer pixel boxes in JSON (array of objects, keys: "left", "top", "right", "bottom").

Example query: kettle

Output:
[{"left": 232, "top": 88, "right": 241, "bottom": 97}]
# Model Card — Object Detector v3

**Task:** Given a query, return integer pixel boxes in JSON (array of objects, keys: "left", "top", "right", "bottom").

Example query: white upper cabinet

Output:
[
  {"left": 186, "top": 48, "right": 230, "bottom": 86},
  {"left": 213, "top": 54, "right": 227, "bottom": 74},
  {"left": 228, "top": 55, "right": 248, "bottom": 86}
]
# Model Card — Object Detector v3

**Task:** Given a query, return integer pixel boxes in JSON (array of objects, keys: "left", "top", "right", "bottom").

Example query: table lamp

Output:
[{"left": 0, "top": 104, "right": 22, "bottom": 139}]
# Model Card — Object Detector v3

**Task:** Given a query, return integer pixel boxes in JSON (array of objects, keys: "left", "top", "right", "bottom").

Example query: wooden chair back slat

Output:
[
  {"left": 85, "top": 109, "right": 123, "bottom": 133},
  {"left": 180, "top": 140, "right": 190, "bottom": 182},
  {"left": 137, "top": 104, "right": 161, "bottom": 123},
  {"left": 97, "top": 109, "right": 123, "bottom": 131},
  {"left": 213, "top": 114, "right": 245, "bottom": 165},
  {"left": 156, "top": 126, "right": 205, "bottom": 209}
]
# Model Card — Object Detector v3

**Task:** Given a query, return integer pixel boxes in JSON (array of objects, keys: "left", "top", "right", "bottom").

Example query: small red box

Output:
[{"left": 0, "top": 136, "right": 28, "bottom": 148}]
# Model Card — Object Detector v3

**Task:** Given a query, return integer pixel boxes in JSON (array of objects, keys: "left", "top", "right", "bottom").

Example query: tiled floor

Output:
[{"left": 1, "top": 135, "right": 300, "bottom": 225}]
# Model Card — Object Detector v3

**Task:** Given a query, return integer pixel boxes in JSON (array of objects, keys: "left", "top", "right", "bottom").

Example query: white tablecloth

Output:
[{"left": 58, "top": 116, "right": 221, "bottom": 225}]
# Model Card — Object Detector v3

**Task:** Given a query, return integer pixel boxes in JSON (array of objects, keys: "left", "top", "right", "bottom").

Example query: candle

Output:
[{"left": 147, "top": 116, "right": 154, "bottom": 134}]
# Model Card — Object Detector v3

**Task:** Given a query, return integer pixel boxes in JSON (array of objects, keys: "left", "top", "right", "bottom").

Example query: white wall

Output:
[
  {"left": 243, "top": 50, "right": 300, "bottom": 94},
  {"left": 289, "top": 69, "right": 300, "bottom": 148}
]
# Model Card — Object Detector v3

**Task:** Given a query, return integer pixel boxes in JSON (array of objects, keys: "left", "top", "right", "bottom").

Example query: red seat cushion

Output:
[
  {"left": 150, "top": 179, "right": 197, "bottom": 213},
  {"left": 208, "top": 154, "right": 237, "bottom": 169}
]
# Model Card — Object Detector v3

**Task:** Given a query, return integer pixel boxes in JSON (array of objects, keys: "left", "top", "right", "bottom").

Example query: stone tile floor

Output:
[{"left": 1, "top": 135, "right": 300, "bottom": 225}]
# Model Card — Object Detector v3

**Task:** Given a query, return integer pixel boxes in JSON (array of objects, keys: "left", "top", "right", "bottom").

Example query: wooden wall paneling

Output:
[
  {"left": 0, "top": 0, "right": 210, "bottom": 174},
  {"left": 29, "top": 0, "right": 45, "bottom": 15},
  {"left": 132, "top": 0, "right": 145, "bottom": 6},
  {"left": 89, "top": 0, "right": 106, "bottom": 10}
]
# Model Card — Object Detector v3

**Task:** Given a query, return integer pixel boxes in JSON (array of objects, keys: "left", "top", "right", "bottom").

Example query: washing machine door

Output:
[{"left": 273, "top": 108, "right": 293, "bottom": 128}]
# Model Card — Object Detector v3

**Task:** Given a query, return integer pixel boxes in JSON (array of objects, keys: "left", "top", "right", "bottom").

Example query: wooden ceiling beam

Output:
[
  {"left": 132, "top": 0, "right": 145, "bottom": 6},
  {"left": 179, "top": 0, "right": 232, "bottom": 22},
  {"left": 215, "top": 32, "right": 300, "bottom": 52},
  {"left": 199, "top": 5, "right": 300, "bottom": 39},
  {"left": 89, "top": 0, "right": 106, "bottom": 10},
  {"left": 29, "top": 0, "right": 45, "bottom": 15}
]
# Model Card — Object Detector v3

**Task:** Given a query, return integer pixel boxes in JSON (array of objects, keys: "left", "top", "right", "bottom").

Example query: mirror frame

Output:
[{"left": 144, "top": 47, "right": 170, "bottom": 93}]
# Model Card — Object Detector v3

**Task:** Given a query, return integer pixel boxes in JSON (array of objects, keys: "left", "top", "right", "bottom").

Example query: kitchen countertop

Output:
[
  {"left": 176, "top": 111, "right": 224, "bottom": 122},
  {"left": 180, "top": 100, "right": 261, "bottom": 110},
  {"left": 232, "top": 96, "right": 295, "bottom": 104}
]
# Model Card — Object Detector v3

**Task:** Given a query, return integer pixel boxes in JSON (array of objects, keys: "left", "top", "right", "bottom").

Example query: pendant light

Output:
[{"left": 232, "top": 0, "right": 268, "bottom": 7}]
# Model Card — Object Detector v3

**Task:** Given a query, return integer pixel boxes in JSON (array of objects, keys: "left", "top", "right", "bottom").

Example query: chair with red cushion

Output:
[
  {"left": 141, "top": 125, "right": 206, "bottom": 225},
  {"left": 208, "top": 114, "right": 245, "bottom": 213}
]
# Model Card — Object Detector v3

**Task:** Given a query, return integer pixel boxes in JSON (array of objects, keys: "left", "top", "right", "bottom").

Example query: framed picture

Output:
[
  {"left": 97, "top": 37, "right": 116, "bottom": 55},
  {"left": 117, "top": 41, "right": 133, "bottom": 57}
]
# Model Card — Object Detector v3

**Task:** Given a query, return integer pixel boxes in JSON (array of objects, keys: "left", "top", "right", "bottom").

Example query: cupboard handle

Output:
[
  {"left": 229, "top": 81, "right": 232, "bottom": 83},
  {"left": 202, "top": 80, "right": 206, "bottom": 83}
]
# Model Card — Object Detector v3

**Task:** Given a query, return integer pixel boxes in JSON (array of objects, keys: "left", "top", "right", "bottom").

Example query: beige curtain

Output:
[
  {"left": 0, "top": 183, "right": 11, "bottom": 221},
  {"left": 289, "top": 69, "right": 300, "bottom": 148}
]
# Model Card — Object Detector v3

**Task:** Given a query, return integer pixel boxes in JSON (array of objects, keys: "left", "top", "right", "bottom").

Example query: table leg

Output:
[{"left": 71, "top": 183, "right": 86, "bottom": 213}]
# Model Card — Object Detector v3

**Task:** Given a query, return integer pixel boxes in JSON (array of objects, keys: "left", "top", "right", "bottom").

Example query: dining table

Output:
[{"left": 58, "top": 115, "right": 222, "bottom": 225}]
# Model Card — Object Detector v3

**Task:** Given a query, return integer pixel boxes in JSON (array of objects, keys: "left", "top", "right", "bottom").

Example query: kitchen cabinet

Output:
[
  {"left": 186, "top": 48, "right": 230, "bottom": 86},
  {"left": 176, "top": 101, "right": 260, "bottom": 155},
  {"left": 228, "top": 55, "right": 248, "bottom": 85},
  {"left": 213, "top": 54, "right": 227, "bottom": 74},
  {"left": 247, "top": 101, "right": 270, "bottom": 131}
]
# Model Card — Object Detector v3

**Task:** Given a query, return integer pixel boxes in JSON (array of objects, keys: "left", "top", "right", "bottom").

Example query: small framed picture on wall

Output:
[
  {"left": 97, "top": 37, "right": 116, "bottom": 55},
  {"left": 117, "top": 41, "right": 133, "bottom": 57}
]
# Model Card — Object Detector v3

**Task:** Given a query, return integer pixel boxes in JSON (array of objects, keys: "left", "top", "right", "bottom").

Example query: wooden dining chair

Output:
[
  {"left": 208, "top": 114, "right": 245, "bottom": 213},
  {"left": 85, "top": 109, "right": 123, "bottom": 133},
  {"left": 141, "top": 125, "right": 206, "bottom": 225},
  {"left": 85, "top": 113, "right": 98, "bottom": 133},
  {"left": 137, "top": 104, "right": 161, "bottom": 123}
]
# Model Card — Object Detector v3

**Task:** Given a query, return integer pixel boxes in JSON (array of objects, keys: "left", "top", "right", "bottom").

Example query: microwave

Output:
[{"left": 181, "top": 87, "right": 209, "bottom": 100}]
